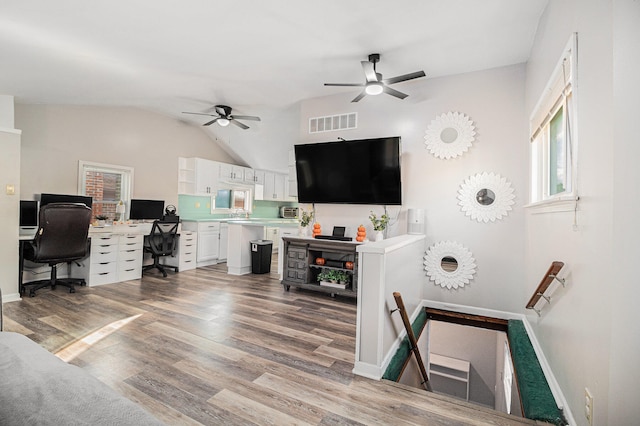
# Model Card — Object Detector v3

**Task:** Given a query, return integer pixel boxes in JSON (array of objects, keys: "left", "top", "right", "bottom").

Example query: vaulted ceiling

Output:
[{"left": 1, "top": 1, "right": 547, "bottom": 120}]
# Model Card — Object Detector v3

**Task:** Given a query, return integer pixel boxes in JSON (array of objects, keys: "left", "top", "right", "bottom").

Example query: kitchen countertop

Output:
[{"left": 181, "top": 217, "right": 299, "bottom": 226}]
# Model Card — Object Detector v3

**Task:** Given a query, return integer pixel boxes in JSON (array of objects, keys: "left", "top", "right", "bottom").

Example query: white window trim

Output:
[
  {"left": 78, "top": 160, "right": 134, "bottom": 215},
  {"left": 525, "top": 33, "right": 579, "bottom": 213}
]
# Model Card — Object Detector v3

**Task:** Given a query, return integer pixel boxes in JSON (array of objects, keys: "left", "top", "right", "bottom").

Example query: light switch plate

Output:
[
  {"left": 585, "top": 388, "right": 593, "bottom": 426},
  {"left": 5, "top": 184, "right": 15, "bottom": 195}
]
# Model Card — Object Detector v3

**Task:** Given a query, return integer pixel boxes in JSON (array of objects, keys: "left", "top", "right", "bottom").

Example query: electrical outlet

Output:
[
  {"left": 195, "top": 202, "right": 200, "bottom": 208},
  {"left": 585, "top": 388, "right": 593, "bottom": 426}
]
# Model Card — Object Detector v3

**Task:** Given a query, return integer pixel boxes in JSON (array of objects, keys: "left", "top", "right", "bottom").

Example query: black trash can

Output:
[{"left": 250, "top": 240, "right": 273, "bottom": 274}]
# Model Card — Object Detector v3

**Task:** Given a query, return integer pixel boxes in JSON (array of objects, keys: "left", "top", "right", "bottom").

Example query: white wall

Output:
[
  {"left": 15, "top": 105, "right": 237, "bottom": 206},
  {"left": 428, "top": 321, "right": 498, "bottom": 407},
  {"left": 298, "top": 64, "right": 528, "bottom": 313},
  {"left": 523, "top": 0, "right": 637, "bottom": 424},
  {"left": 0, "top": 129, "right": 21, "bottom": 301},
  {"left": 609, "top": 0, "right": 640, "bottom": 424}
]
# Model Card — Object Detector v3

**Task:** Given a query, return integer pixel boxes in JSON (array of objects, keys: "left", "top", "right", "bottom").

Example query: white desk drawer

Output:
[
  {"left": 91, "top": 235, "right": 118, "bottom": 246},
  {"left": 118, "top": 266, "right": 142, "bottom": 281},
  {"left": 91, "top": 249, "right": 118, "bottom": 264},
  {"left": 118, "top": 249, "right": 142, "bottom": 262},
  {"left": 90, "top": 271, "right": 118, "bottom": 286},
  {"left": 90, "top": 261, "right": 117, "bottom": 275},
  {"left": 179, "top": 258, "right": 196, "bottom": 271},
  {"left": 119, "top": 256, "right": 141, "bottom": 268}
]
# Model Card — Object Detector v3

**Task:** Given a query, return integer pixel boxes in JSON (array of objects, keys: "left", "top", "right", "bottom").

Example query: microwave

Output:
[{"left": 279, "top": 206, "right": 299, "bottom": 219}]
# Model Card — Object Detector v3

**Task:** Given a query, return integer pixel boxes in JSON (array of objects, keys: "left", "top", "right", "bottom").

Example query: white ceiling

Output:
[{"left": 1, "top": 0, "right": 547, "bottom": 123}]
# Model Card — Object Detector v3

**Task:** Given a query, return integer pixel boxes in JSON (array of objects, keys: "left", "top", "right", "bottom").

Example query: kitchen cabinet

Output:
[
  {"left": 178, "top": 157, "right": 196, "bottom": 195},
  {"left": 288, "top": 148, "right": 297, "bottom": 198},
  {"left": 258, "top": 171, "right": 287, "bottom": 201},
  {"left": 182, "top": 221, "right": 221, "bottom": 267},
  {"left": 218, "top": 162, "right": 248, "bottom": 183},
  {"left": 218, "top": 223, "right": 229, "bottom": 261},
  {"left": 195, "top": 158, "right": 218, "bottom": 195}
]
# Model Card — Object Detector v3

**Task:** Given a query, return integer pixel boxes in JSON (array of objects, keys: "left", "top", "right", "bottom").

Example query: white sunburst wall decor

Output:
[
  {"left": 424, "top": 111, "right": 476, "bottom": 159},
  {"left": 424, "top": 240, "right": 477, "bottom": 290},
  {"left": 458, "top": 172, "right": 515, "bottom": 223}
]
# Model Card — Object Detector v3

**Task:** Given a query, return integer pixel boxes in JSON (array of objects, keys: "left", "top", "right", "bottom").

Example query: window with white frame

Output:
[
  {"left": 529, "top": 33, "right": 577, "bottom": 204},
  {"left": 78, "top": 161, "right": 133, "bottom": 221}
]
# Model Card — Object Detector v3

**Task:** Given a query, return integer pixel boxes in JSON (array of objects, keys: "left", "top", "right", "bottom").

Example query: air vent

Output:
[{"left": 309, "top": 113, "right": 357, "bottom": 134}]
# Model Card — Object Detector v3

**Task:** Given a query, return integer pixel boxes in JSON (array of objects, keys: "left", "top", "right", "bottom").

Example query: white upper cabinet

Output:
[{"left": 195, "top": 158, "right": 218, "bottom": 195}]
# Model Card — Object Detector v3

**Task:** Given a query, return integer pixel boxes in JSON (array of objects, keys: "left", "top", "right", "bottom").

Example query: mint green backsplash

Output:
[{"left": 178, "top": 195, "right": 297, "bottom": 220}]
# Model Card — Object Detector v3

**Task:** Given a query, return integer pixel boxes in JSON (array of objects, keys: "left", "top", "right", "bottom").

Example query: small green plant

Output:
[
  {"left": 369, "top": 210, "right": 389, "bottom": 231},
  {"left": 334, "top": 270, "right": 349, "bottom": 283},
  {"left": 300, "top": 208, "right": 314, "bottom": 227}
]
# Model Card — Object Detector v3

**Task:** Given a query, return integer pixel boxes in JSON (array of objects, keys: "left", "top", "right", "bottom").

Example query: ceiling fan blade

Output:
[
  {"left": 383, "top": 86, "right": 409, "bottom": 100},
  {"left": 203, "top": 118, "right": 219, "bottom": 126},
  {"left": 324, "top": 83, "right": 365, "bottom": 87},
  {"left": 230, "top": 119, "right": 250, "bottom": 130},
  {"left": 361, "top": 61, "right": 378, "bottom": 83},
  {"left": 351, "top": 91, "right": 367, "bottom": 103},
  {"left": 232, "top": 115, "right": 261, "bottom": 121},
  {"left": 182, "top": 111, "right": 216, "bottom": 117},
  {"left": 383, "top": 70, "right": 426, "bottom": 85}
]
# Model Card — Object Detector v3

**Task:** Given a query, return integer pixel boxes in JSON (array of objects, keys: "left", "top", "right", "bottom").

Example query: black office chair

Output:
[
  {"left": 22, "top": 203, "right": 92, "bottom": 297},
  {"left": 143, "top": 220, "right": 179, "bottom": 277}
]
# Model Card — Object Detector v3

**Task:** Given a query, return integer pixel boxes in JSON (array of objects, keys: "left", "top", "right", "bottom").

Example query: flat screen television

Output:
[
  {"left": 294, "top": 137, "right": 402, "bottom": 205},
  {"left": 129, "top": 199, "right": 165, "bottom": 220},
  {"left": 40, "top": 193, "right": 93, "bottom": 208}
]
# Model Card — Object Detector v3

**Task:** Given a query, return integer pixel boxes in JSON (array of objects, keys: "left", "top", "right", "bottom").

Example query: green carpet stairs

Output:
[{"left": 382, "top": 310, "right": 566, "bottom": 425}]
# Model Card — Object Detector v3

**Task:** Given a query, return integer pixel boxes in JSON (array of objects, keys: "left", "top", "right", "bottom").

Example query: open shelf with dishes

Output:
[{"left": 281, "top": 237, "right": 360, "bottom": 297}]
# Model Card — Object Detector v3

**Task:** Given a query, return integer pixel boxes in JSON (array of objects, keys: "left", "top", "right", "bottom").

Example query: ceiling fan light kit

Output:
[{"left": 325, "top": 53, "right": 426, "bottom": 102}]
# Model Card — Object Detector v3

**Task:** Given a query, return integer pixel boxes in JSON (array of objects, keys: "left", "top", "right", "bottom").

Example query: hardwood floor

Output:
[{"left": 3, "top": 259, "right": 534, "bottom": 425}]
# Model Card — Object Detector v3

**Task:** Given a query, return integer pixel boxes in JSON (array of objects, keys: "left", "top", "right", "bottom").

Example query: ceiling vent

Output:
[{"left": 309, "top": 113, "right": 357, "bottom": 134}]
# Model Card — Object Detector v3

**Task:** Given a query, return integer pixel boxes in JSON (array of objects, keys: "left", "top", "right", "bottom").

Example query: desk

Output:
[{"left": 19, "top": 222, "right": 190, "bottom": 294}]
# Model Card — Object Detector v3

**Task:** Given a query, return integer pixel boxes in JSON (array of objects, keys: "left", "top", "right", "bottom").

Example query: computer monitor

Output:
[
  {"left": 20, "top": 200, "right": 39, "bottom": 227},
  {"left": 129, "top": 199, "right": 165, "bottom": 220},
  {"left": 40, "top": 193, "right": 93, "bottom": 208}
]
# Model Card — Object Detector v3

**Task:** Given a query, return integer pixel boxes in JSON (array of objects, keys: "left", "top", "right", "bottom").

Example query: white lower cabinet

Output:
[
  {"left": 182, "top": 221, "right": 221, "bottom": 267},
  {"left": 162, "top": 231, "right": 198, "bottom": 271},
  {"left": 117, "top": 234, "right": 143, "bottom": 281},
  {"left": 218, "top": 223, "right": 228, "bottom": 261},
  {"left": 75, "top": 234, "right": 120, "bottom": 286}
]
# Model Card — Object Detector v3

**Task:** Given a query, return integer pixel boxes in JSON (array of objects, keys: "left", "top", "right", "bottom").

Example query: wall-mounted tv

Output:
[
  {"left": 129, "top": 199, "right": 165, "bottom": 220},
  {"left": 40, "top": 193, "right": 93, "bottom": 208},
  {"left": 294, "top": 137, "right": 402, "bottom": 205}
]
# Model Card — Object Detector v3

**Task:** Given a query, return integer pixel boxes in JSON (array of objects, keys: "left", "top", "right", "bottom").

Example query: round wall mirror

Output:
[
  {"left": 424, "top": 241, "right": 477, "bottom": 289},
  {"left": 424, "top": 111, "right": 476, "bottom": 159},
  {"left": 458, "top": 172, "right": 515, "bottom": 223},
  {"left": 441, "top": 256, "right": 458, "bottom": 272},
  {"left": 475, "top": 188, "right": 496, "bottom": 206},
  {"left": 440, "top": 128, "right": 459, "bottom": 144}
]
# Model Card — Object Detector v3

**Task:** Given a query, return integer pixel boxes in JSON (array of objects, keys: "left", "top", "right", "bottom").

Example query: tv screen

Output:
[
  {"left": 294, "top": 137, "right": 402, "bottom": 205},
  {"left": 20, "top": 200, "right": 39, "bottom": 227},
  {"left": 129, "top": 199, "right": 165, "bottom": 220},
  {"left": 40, "top": 193, "right": 93, "bottom": 208}
]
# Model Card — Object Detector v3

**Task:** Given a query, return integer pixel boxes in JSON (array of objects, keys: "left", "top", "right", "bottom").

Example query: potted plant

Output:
[
  {"left": 299, "top": 208, "right": 314, "bottom": 236},
  {"left": 95, "top": 214, "right": 109, "bottom": 226},
  {"left": 369, "top": 210, "right": 389, "bottom": 241}
]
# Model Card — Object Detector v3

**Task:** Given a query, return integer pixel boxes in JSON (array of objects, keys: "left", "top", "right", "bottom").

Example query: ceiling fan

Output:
[
  {"left": 182, "top": 105, "right": 261, "bottom": 129},
  {"left": 324, "top": 53, "right": 426, "bottom": 102}
]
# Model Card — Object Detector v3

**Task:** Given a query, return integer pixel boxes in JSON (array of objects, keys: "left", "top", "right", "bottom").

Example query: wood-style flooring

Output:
[{"left": 3, "top": 258, "right": 534, "bottom": 425}]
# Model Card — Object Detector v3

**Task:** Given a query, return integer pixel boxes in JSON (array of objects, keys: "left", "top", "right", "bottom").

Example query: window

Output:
[
  {"left": 78, "top": 161, "right": 133, "bottom": 221},
  {"left": 529, "top": 33, "right": 577, "bottom": 204}
]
